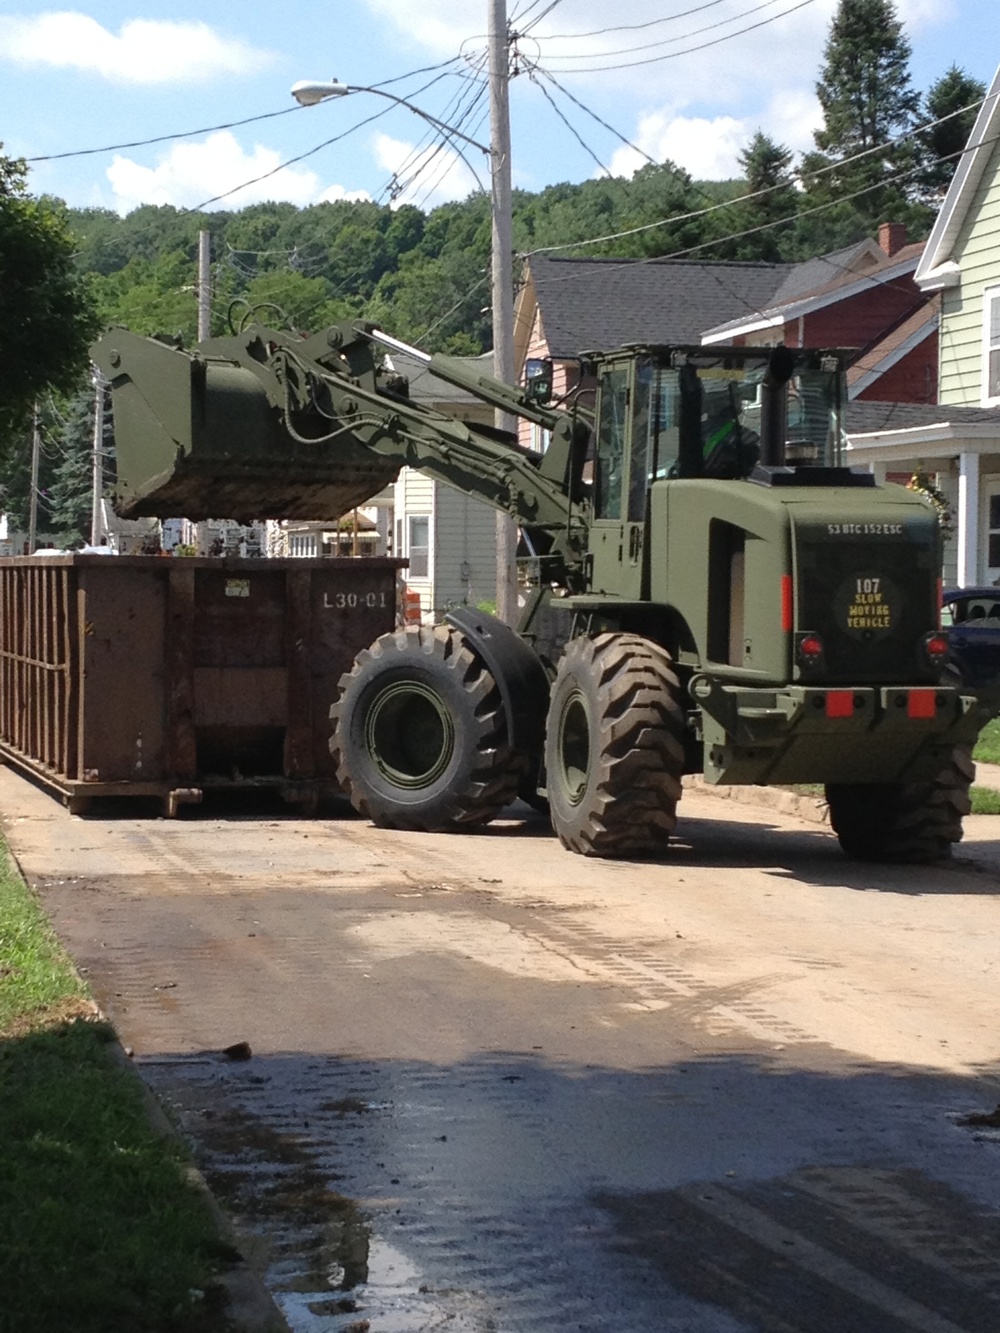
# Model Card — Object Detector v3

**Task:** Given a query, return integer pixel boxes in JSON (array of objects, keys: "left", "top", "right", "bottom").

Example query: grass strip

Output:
[
  {"left": 973, "top": 717, "right": 1000, "bottom": 766},
  {"left": 0, "top": 848, "right": 238, "bottom": 1333},
  {"left": 970, "top": 785, "right": 1000, "bottom": 815}
]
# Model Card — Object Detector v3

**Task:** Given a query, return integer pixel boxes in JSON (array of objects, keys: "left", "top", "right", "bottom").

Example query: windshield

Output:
[{"left": 638, "top": 349, "right": 844, "bottom": 480}]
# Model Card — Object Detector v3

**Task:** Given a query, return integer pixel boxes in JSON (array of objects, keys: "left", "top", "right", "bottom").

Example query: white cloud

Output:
[
  {"left": 610, "top": 113, "right": 747, "bottom": 180},
  {"left": 0, "top": 11, "right": 273, "bottom": 84},
  {"left": 372, "top": 132, "right": 481, "bottom": 209},
  {"left": 106, "top": 132, "right": 370, "bottom": 214},
  {"left": 362, "top": 0, "right": 485, "bottom": 57}
]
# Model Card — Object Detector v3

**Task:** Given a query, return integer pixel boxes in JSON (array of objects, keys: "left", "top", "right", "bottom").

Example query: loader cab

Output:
[{"left": 588, "top": 345, "right": 845, "bottom": 600}]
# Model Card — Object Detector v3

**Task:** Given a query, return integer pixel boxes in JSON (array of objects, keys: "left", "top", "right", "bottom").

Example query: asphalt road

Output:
[{"left": 4, "top": 766, "right": 1000, "bottom": 1333}]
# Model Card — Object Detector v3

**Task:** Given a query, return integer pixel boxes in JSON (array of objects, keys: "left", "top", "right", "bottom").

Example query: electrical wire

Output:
[
  {"left": 522, "top": 94, "right": 991, "bottom": 259},
  {"left": 534, "top": 0, "right": 817, "bottom": 73},
  {"left": 530, "top": 0, "right": 793, "bottom": 62},
  {"left": 26, "top": 106, "right": 305, "bottom": 163},
  {"left": 519, "top": 2, "right": 736, "bottom": 40}
]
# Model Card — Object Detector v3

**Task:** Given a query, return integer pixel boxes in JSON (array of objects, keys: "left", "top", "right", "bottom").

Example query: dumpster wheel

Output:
[
  {"left": 331, "top": 624, "right": 523, "bottom": 831},
  {"left": 825, "top": 744, "right": 974, "bottom": 863},
  {"left": 545, "top": 633, "right": 686, "bottom": 858}
]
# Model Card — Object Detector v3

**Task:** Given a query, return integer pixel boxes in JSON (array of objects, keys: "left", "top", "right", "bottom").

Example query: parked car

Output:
[{"left": 941, "top": 587, "right": 1000, "bottom": 688}]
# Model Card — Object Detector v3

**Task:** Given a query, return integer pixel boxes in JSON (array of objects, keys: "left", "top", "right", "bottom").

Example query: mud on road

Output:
[{"left": 4, "top": 766, "right": 1000, "bottom": 1332}]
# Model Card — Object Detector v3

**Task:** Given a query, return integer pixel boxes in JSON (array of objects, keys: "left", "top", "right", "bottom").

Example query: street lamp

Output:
[
  {"left": 290, "top": 81, "right": 490, "bottom": 157},
  {"left": 291, "top": 31, "right": 519, "bottom": 623}
]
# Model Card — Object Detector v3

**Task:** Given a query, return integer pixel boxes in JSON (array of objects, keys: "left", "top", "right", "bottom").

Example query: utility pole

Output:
[
  {"left": 197, "top": 229, "right": 212, "bottom": 342},
  {"left": 489, "top": 0, "right": 518, "bottom": 625},
  {"left": 28, "top": 404, "right": 40, "bottom": 554},
  {"left": 90, "top": 369, "right": 105, "bottom": 547}
]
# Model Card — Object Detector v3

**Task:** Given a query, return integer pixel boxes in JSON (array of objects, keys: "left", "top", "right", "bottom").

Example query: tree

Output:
[
  {"left": 0, "top": 147, "right": 100, "bottom": 457},
  {"left": 918, "top": 65, "right": 987, "bottom": 201},
  {"left": 47, "top": 383, "right": 117, "bottom": 546},
  {"left": 798, "top": 0, "right": 923, "bottom": 249},
  {"left": 714, "top": 132, "right": 799, "bottom": 261}
]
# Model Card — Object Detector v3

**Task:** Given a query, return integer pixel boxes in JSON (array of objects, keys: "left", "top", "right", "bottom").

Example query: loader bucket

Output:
[{"left": 92, "top": 329, "right": 399, "bottom": 522}]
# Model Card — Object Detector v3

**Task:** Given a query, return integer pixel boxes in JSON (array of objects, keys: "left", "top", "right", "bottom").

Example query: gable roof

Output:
[
  {"left": 520, "top": 253, "right": 790, "bottom": 357},
  {"left": 846, "top": 301, "right": 939, "bottom": 398},
  {"left": 702, "top": 240, "right": 925, "bottom": 342},
  {"left": 521, "top": 239, "right": 926, "bottom": 359},
  {"left": 915, "top": 63, "right": 1000, "bottom": 290}
]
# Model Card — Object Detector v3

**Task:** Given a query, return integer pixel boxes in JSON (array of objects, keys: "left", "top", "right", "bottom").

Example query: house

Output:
[
  {"left": 847, "top": 63, "right": 1000, "bottom": 586},
  {"left": 387, "top": 348, "right": 499, "bottom": 618},
  {"left": 513, "top": 229, "right": 938, "bottom": 451}
]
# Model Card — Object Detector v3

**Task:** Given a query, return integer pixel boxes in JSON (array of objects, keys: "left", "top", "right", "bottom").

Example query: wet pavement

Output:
[{"left": 4, "top": 767, "right": 1000, "bottom": 1332}]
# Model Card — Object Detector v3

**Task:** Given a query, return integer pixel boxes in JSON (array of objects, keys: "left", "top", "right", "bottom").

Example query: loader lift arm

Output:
[{"left": 91, "top": 320, "right": 592, "bottom": 586}]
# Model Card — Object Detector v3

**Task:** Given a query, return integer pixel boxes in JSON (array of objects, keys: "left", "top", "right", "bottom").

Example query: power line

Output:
[
  {"left": 522, "top": 94, "right": 990, "bottom": 259},
  {"left": 519, "top": 2, "right": 735, "bottom": 40},
  {"left": 517, "top": 130, "right": 1000, "bottom": 317},
  {"left": 23, "top": 56, "right": 469, "bottom": 164},
  {"left": 534, "top": 0, "right": 817, "bottom": 73},
  {"left": 530, "top": 67, "right": 657, "bottom": 168},
  {"left": 25, "top": 106, "right": 304, "bottom": 163},
  {"left": 531, "top": 0, "right": 793, "bottom": 62}
]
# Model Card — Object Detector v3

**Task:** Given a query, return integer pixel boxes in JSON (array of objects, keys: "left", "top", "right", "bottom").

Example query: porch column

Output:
[
  {"left": 957, "top": 451, "right": 980, "bottom": 587},
  {"left": 870, "top": 461, "right": 888, "bottom": 484}
]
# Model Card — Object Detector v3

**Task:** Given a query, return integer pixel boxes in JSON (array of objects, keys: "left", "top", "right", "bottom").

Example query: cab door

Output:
[{"left": 590, "top": 361, "right": 646, "bottom": 600}]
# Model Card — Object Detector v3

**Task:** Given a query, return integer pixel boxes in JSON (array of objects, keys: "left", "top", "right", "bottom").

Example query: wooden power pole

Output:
[{"left": 489, "top": 0, "right": 518, "bottom": 624}]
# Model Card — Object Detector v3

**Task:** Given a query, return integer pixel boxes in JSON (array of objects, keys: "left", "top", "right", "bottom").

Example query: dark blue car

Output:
[{"left": 942, "top": 587, "right": 1000, "bottom": 688}]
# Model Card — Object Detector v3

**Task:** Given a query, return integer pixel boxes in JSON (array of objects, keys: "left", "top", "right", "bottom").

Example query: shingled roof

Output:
[
  {"left": 846, "top": 400, "right": 1000, "bottom": 434},
  {"left": 524, "top": 253, "right": 790, "bottom": 356}
]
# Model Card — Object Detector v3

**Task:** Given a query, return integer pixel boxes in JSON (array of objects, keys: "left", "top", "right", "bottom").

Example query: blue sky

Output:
[{"left": 1, "top": 1, "right": 997, "bottom": 217}]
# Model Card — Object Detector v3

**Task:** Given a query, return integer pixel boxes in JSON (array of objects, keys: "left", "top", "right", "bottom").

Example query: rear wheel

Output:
[
  {"left": 545, "top": 633, "right": 686, "bottom": 857},
  {"left": 331, "top": 625, "right": 523, "bottom": 831},
  {"left": 825, "top": 745, "right": 973, "bottom": 863}
]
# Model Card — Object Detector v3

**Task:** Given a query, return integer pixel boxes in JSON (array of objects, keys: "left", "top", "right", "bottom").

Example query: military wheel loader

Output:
[{"left": 91, "top": 321, "right": 989, "bottom": 863}]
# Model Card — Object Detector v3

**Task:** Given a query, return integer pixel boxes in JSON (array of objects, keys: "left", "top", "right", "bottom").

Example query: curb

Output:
[
  {"left": 107, "top": 1041, "right": 290, "bottom": 1333},
  {"left": 2, "top": 838, "right": 289, "bottom": 1333},
  {"left": 686, "top": 776, "right": 831, "bottom": 825}
]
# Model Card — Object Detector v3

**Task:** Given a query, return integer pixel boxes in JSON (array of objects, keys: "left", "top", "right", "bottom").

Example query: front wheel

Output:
[
  {"left": 331, "top": 625, "right": 523, "bottom": 831},
  {"left": 825, "top": 745, "right": 973, "bottom": 863},
  {"left": 545, "top": 633, "right": 686, "bottom": 857}
]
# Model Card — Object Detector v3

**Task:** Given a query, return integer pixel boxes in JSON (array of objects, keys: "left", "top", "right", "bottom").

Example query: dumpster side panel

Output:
[
  {"left": 78, "top": 563, "right": 167, "bottom": 782},
  {"left": 0, "top": 562, "right": 78, "bottom": 778},
  {"left": 0, "top": 555, "right": 402, "bottom": 805},
  {"left": 305, "top": 561, "right": 401, "bottom": 779}
]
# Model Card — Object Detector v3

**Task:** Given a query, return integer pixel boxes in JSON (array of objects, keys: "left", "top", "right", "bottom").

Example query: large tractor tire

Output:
[
  {"left": 331, "top": 624, "right": 523, "bottom": 831},
  {"left": 545, "top": 633, "right": 686, "bottom": 857},
  {"left": 825, "top": 745, "right": 974, "bottom": 864}
]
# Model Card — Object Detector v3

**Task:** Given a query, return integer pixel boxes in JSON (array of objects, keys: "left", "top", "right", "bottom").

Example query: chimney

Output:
[{"left": 878, "top": 222, "right": 907, "bottom": 257}]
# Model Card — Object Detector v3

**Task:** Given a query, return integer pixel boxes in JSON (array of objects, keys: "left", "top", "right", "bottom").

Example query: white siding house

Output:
[
  {"left": 387, "top": 350, "right": 498, "bottom": 620},
  {"left": 847, "top": 65, "right": 1000, "bottom": 587}
]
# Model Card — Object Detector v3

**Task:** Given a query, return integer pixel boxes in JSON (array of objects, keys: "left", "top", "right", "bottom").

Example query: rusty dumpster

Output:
[{"left": 0, "top": 555, "right": 403, "bottom": 814}]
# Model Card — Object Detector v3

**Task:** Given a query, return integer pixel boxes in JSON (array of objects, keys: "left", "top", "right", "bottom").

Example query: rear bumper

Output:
[{"left": 691, "top": 678, "right": 984, "bottom": 785}]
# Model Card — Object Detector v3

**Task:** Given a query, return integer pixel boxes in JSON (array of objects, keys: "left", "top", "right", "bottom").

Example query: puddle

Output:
[{"left": 277, "top": 1236, "right": 492, "bottom": 1332}]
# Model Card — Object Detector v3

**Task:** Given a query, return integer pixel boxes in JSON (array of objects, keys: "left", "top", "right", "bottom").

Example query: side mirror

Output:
[{"left": 524, "top": 357, "right": 553, "bottom": 405}]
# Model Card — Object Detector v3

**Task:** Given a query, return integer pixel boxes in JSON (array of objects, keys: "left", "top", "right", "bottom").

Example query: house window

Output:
[
  {"left": 986, "top": 288, "right": 1000, "bottom": 402},
  {"left": 407, "top": 515, "right": 430, "bottom": 578},
  {"left": 989, "top": 492, "right": 1000, "bottom": 570}
]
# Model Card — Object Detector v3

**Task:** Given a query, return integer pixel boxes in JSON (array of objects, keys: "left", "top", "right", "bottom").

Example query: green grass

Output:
[
  {"left": 0, "top": 850, "right": 240, "bottom": 1333},
  {"left": 973, "top": 717, "right": 1000, "bottom": 766},
  {"left": 970, "top": 785, "right": 1000, "bottom": 815}
]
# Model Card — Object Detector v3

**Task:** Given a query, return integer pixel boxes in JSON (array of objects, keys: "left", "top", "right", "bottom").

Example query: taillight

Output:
[
  {"left": 826, "top": 690, "right": 855, "bottom": 718},
  {"left": 781, "top": 575, "right": 793, "bottom": 632},
  {"left": 908, "top": 689, "right": 938, "bottom": 719},
  {"left": 799, "top": 634, "right": 823, "bottom": 661},
  {"left": 924, "top": 632, "right": 949, "bottom": 665}
]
